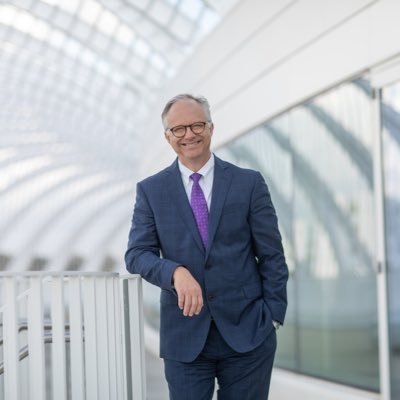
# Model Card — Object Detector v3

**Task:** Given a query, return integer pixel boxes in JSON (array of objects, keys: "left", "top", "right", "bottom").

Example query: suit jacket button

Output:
[{"left": 207, "top": 294, "right": 214, "bottom": 301}]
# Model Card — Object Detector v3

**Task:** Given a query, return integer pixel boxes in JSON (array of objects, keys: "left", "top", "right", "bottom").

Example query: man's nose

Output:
[{"left": 184, "top": 127, "right": 197, "bottom": 138}]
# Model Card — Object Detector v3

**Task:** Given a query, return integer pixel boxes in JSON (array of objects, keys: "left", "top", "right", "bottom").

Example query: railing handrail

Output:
[
  {"left": 0, "top": 319, "right": 71, "bottom": 345},
  {"left": 0, "top": 323, "right": 74, "bottom": 375}
]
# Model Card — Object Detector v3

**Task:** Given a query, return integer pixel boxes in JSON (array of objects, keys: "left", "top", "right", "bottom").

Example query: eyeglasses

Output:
[{"left": 167, "top": 121, "right": 210, "bottom": 138}]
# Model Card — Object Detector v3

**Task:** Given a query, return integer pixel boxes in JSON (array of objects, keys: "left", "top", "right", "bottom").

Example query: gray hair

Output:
[{"left": 161, "top": 94, "right": 212, "bottom": 129}]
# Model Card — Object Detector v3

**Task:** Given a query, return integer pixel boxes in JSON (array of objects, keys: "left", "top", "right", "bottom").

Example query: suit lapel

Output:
[
  {"left": 206, "top": 157, "right": 232, "bottom": 259},
  {"left": 165, "top": 160, "right": 205, "bottom": 253}
]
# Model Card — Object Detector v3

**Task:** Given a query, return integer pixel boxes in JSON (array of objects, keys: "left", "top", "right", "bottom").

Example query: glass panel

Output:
[
  {"left": 216, "top": 77, "right": 379, "bottom": 390},
  {"left": 381, "top": 82, "right": 400, "bottom": 399},
  {"left": 291, "top": 79, "right": 378, "bottom": 389}
]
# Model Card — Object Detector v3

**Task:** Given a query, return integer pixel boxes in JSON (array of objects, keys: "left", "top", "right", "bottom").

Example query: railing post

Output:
[
  {"left": 123, "top": 276, "right": 146, "bottom": 400},
  {"left": 51, "top": 275, "right": 67, "bottom": 400},
  {"left": 106, "top": 276, "right": 120, "bottom": 400},
  {"left": 114, "top": 276, "right": 127, "bottom": 400},
  {"left": 3, "top": 276, "right": 20, "bottom": 400},
  {"left": 96, "top": 276, "right": 111, "bottom": 400},
  {"left": 27, "top": 276, "right": 46, "bottom": 399},
  {"left": 83, "top": 276, "right": 99, "bottom": 400},
  {"left": 69, "top": 276, "right": 85, "bottom": 400}
]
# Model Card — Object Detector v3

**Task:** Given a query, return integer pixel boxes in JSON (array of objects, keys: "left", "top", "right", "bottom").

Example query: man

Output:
[{"left": 125, "top": 94, "right": 288, "bottom": 399}]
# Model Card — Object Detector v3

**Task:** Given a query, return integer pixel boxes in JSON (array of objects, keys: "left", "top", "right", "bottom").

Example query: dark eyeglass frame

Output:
[{"left": 166, "top": 121, "right": 211, "bottom": 138}]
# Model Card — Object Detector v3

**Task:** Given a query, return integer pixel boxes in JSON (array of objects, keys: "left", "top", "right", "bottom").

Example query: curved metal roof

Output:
[{"left": 0, "top": 0, "right": 238, "bottom": 271}]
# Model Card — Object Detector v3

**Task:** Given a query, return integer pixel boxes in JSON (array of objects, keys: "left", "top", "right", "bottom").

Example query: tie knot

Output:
[{"left": 190, "top": 173, "right": 202, "bottom": 184}]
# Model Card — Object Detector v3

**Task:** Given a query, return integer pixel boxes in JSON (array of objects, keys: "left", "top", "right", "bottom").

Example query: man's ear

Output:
[
  {"left": 209, "top": 122, "right": 214, "bottom": 136},
  {"left": 164, "top": 131, "right": 171, "bottom": 143}
]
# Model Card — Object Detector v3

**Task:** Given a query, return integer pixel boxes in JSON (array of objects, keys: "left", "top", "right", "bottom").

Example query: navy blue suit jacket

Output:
[{"left": 125, "top": 156, "right": 288, "bottom": 362}]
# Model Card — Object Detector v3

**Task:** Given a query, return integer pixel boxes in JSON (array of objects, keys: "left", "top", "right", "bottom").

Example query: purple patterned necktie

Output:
[{"left": 190, "top": 173, "right": 209, "bottom": 247}]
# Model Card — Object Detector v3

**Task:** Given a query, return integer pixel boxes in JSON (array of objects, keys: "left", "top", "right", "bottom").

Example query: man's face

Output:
[{"left": 164, "top": 99, "right": 213, "bottom": 169}]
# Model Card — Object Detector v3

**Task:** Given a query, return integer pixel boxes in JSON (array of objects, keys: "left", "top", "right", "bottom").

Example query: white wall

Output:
[{"left": 140, "top": 0, "right": 400, "bottom": 178}]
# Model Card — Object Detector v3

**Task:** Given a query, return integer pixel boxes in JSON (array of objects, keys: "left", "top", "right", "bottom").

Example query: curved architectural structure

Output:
[{"left": 1, "top": 1, "right": 399, "bottom": 399}]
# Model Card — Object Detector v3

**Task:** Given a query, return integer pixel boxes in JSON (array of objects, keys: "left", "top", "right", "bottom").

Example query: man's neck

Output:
[{"left": 179, "top": 153, "right": 212, "bottom": 173}]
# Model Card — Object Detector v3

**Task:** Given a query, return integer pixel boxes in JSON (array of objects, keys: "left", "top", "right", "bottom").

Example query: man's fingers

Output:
[
  {"left": 173, "top": 267, "right": 203, "bottom": 316},
  {"left": 186, "top": 295, "right": 203, "bottom": 317},
  {"left": 178, "top": 293, "right": 203, "bottom": 316},
  {"left": 178, "top": 294, "right": 184, "bottom": 310},
  {"left": 195, "top": 296, "right": 203, "bottom": 315},
  {"left": 183, "top": 296, "right": 191, "bottom": 316},
  {"left": 188, "top": 296, "right": 198, "bottom": 317}
]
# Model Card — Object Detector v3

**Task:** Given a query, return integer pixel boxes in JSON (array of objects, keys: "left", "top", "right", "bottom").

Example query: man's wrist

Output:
[{"left": 172, "top": 265, "right": 186, "bottom": 284}]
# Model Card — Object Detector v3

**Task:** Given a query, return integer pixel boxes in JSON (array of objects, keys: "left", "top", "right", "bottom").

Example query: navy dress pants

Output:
[{"left": 164, "top": 321, "right": 277, "bottom": 400}]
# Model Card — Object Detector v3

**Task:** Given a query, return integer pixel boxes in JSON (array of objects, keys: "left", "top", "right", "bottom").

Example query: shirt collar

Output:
[{"left": 178, "top": 153, "right": 215, "bottom": 182}]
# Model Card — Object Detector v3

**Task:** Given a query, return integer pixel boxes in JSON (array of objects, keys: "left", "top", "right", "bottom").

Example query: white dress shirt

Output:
[{"left": 178, "top": 154, "right": 214, "bottom": 211}]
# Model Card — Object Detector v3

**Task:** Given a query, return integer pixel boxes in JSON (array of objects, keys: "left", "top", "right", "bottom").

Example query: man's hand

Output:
[{"left": 173, "top": 266, "right": 203, "bottom": 317}]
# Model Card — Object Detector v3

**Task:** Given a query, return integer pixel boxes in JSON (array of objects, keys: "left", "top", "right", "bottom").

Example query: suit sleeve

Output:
[
  {"left": 125, "top": 182, "right": 180, "bottom": 290},
  {"left": 249, "top": 172, "right": 288, "bottom": 324}
]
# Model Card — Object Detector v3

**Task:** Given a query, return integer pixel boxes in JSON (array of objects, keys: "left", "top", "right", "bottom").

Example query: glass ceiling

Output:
[{"left": 0, "top": 0, "right": 238, "bottom": 272}]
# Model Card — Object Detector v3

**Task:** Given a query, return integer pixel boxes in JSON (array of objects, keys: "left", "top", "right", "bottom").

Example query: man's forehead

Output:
[{"left": 166, "top": 99, "right": 206, "bottom": 119}]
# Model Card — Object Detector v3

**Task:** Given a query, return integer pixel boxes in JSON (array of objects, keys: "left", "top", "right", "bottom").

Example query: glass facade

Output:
[
  {"left": 216, "top": 78, "right": 380, "bottom": 391},
  {"left": 382, "top": 82, "right": 400, "bottom": 400}
]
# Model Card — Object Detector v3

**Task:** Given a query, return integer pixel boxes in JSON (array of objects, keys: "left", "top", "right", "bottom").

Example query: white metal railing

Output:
[{"left": 0, "top": 272, "right": 146, "bottom": 400}]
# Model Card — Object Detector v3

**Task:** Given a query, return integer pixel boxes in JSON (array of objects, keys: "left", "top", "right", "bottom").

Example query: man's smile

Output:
[{"left": 181, "top": 140, "right": 202, "bottom": 147}]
